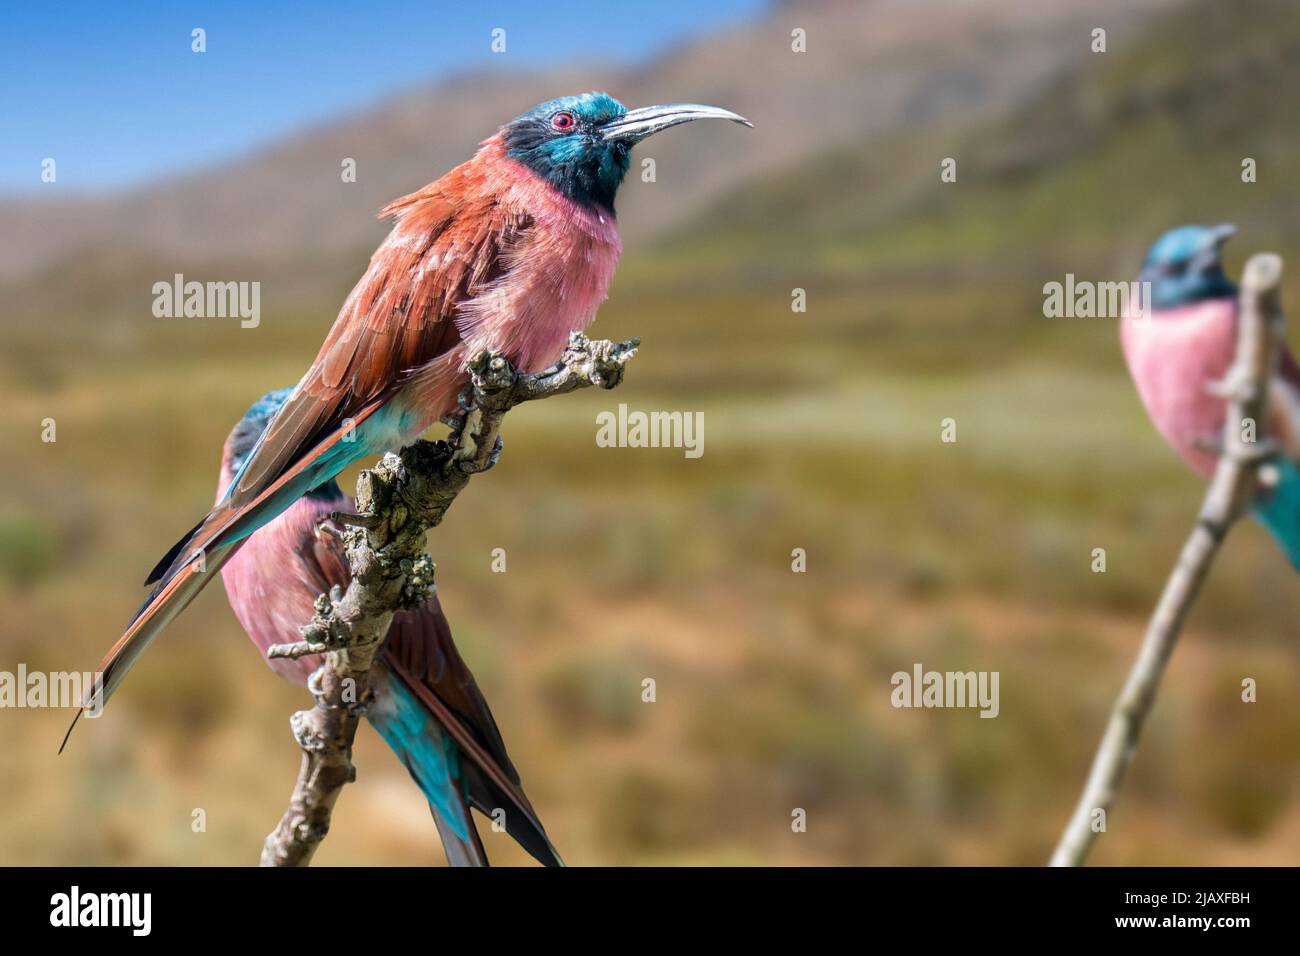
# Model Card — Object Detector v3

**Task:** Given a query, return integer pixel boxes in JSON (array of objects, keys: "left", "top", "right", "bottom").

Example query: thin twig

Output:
[
  {"left": 1049, "top": 253, "right": 1285, "bottom": 866},
  {"left": 259, "top": 333, "right": 638, "bottom": 866}
]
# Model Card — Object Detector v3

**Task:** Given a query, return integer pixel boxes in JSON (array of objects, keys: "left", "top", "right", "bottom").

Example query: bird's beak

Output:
[
  {"left": 1207, "top": 222, "right": 1237, "bottom": 247},
  {"left": 1188, "top": 223, "right": 1236, "bottom": 274},
  {"left": 601, "top": 103, "right": 753, "bottom": 144}
]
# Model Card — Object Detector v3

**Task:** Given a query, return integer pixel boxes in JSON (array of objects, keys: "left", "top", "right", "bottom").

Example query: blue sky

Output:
[{"left": 0, "top": 0, "right": 765, "bottom": 195}]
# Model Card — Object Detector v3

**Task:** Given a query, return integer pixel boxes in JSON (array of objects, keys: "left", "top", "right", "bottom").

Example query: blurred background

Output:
[{"left": 3, "top": 0, "right": 1300, "bottom": 865}]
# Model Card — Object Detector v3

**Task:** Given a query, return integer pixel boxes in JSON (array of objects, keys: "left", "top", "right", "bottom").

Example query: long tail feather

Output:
[
  {"left": 1253, "top": 457, "right": 1300, "bottom": 569},
  {"left": 368, "top": 663, "right": 487, "bottom": 866},
  {"left": 67, "top": 403, "right": 392, "bottom": 753},
  {"left": 432, "top": 801, "right": 490, "bottom": 867},
  {"left": 60, "top": 542, "right": 238, "bottom": 752},
  {"left": 380, "top": 654, "right": 564, "bottom": 867}
]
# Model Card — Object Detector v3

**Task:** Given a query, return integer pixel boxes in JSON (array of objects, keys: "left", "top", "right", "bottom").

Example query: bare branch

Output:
[
  {"left": 1049, "top": 254, "right": 1285, "bottom": 867},
  {"left": 259, "top": 333, "right": 639, "bottom": 866}
]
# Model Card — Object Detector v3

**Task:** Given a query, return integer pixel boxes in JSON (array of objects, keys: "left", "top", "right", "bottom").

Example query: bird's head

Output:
[
  {"left": 1139, "top": 223, "right": 1238, "bottom": 309},
  {"left": 225, "top": 388, "right": 341, "bottom": 501},
  {"left": 502, "top": 91, "right": 751, "bottom": 213}
]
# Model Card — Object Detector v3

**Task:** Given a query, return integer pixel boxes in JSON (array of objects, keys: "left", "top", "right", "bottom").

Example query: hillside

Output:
[
  {"left": 667, "top": 0, "right": 1300, "bottom": 286},
  {"left": 0, "top": 0, "right": 1179, "bottom": 283},
  {"left": 5, "top": 0, "right": 1300, "bottom": 868},
  {"left": 624, "top": 0, "right": 1300, "bottom": 377}
]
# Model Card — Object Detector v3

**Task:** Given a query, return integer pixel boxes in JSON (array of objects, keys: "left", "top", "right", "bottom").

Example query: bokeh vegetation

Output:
[{"left": 2, "top": 0, "right": 1299, "bottom": 864}]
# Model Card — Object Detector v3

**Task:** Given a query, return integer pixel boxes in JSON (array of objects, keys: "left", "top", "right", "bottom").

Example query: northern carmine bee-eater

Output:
[
  {"left": 69, "top": 92, "right": 750, "bottom": 730},
  {"left": 1121, "top": 224, "right": 1300, "bottom": 564},
  {"left": 219, "top": 388, "right": 558, "bottom": 866}
]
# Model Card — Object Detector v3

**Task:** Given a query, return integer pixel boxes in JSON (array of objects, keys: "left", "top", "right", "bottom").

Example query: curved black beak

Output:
[{"left": 602, "top": 103, "right": 753, "bottom": 144}]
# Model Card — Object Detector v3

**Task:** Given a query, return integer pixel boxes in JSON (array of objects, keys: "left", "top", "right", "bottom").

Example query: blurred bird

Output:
[
  {"left": 72, "top": 92, "right": 750, "bottom": 726},
  {"left": 1121, "top": 224, "right": 1300, "bottom": 565},
  {"left": 220, "top": 387, "right": 560, "bottom": 866}
]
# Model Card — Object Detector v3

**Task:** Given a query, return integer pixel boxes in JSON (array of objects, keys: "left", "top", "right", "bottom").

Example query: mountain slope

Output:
[
  {"left": 0, "top": 0, "right": 1181, "bottom": 284},
  {"left": 598, "top": 0, "right": 1300, "bottom": 383},
  {"left": 666, "top": 0, "right": 1300, "bottom": 288}
]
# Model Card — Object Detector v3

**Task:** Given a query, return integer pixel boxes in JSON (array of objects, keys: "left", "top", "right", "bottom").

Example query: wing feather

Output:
[{"left": 230, "top": 165, "right": 531, "bottom": 506}]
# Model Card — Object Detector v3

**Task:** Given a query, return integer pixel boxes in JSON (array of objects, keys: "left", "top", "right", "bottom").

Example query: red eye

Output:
[{"left": 551, "top": 111, "right": 576, "bottom": 131}]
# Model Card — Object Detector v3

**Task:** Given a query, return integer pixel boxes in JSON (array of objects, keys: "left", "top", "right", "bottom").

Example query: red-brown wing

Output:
[{"left": 231, "top": 160, "right": 532, "bottom": 504}]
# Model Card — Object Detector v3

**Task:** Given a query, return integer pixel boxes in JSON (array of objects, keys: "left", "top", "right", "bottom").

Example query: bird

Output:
[
  {"left": 218, "top": 387, "right": 559, "bottom": 866},
  {"left": 1120, "top": 223, "right": 1300, "bottom": 565},
  {"left": 70, "top": 92, "right": 751, "bottom": 730}
]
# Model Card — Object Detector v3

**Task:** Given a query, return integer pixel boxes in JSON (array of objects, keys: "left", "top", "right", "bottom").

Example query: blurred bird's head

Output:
[
  {"left": 1139, "top": 224, "right": 1238, "bottom": 309},
  {"left": 502, "top": 91, "right": 751, "bottom": 213},
  {"left": 224, "top": 388, "right": 340, "bottom": 501}
]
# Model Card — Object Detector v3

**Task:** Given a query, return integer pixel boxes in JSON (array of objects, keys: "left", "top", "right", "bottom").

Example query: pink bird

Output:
[
  {"left": 1121, "top": 224, "right": 1300, "bottom": 564},
  {"left": 71, "top": 92, "right": 750, "bottom": 732},
  {"left": 219, "top": 387, "right": 560, "bottom": 866}
]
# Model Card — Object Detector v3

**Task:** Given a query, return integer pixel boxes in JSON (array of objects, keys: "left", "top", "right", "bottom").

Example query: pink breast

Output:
[
  {"left": 217, "top": 461, "right": 328, "bottom": 685},
  {"left": 1120, "top": 296, "right": 1237, "bottom": 481},
  {"left": 452, "top": 161, "right": 623, "bottom": 373}
]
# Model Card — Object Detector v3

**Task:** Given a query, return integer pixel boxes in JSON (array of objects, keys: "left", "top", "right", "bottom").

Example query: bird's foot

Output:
[
  {"left": 456, "top": 385, "right": 475, "bottom": 414},
  {"left": 458, "top": 435, "right": 503, "bottom": 474},
  {"left": 438, "top": 388, "right": 478, "bottom": 443}
]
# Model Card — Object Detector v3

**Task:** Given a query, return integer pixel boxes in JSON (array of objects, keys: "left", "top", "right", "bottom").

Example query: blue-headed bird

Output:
[
  {"left": 70, "top": 93, "right": 750, "bottom": 732},
  {"left": 1120, "top": 224, "right": 1300, "bottom": 564}
]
